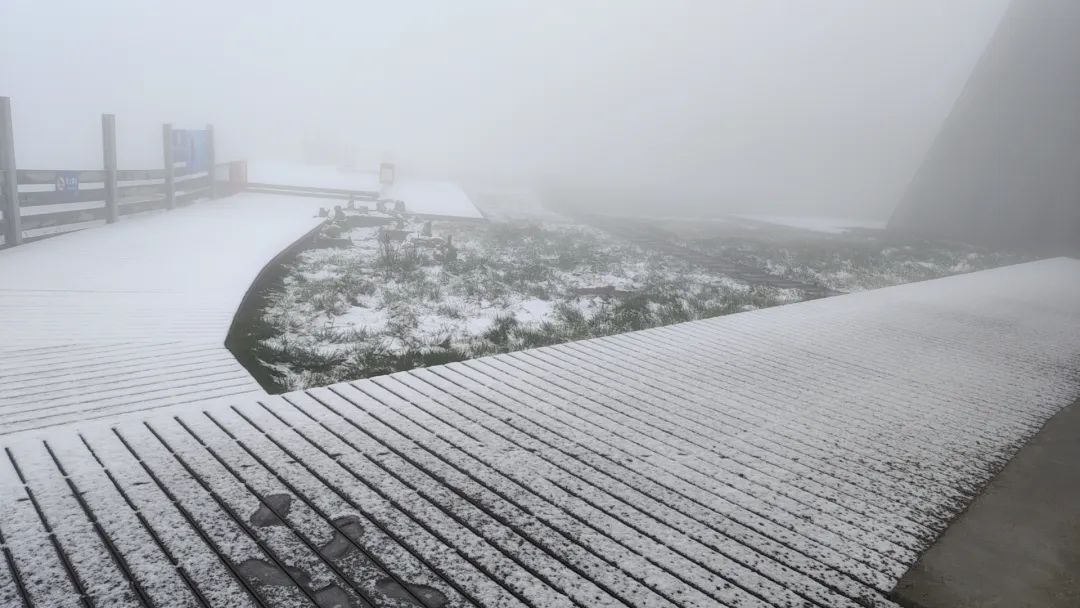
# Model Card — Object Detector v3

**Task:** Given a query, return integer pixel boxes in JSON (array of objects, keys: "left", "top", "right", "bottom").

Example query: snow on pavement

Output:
[
  {"left": 1, "top": 257, "right": 1079, "bottom": 607},
  {"left": 0, "top": 193, "right": 328, "bottom": 434},
  {"left": 248, "top": 161, "right": 484, "bottom": 219}
]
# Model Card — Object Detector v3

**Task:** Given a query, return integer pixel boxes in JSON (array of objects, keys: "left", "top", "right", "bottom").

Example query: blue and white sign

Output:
[
  {"left": 54, "top": 171, "right": 79, "bottom": 202},
  {"left": 171, "top": 129, "right": 210, "bottom": 175}
]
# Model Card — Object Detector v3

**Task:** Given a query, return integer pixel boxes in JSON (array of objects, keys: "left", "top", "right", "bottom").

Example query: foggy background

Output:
[{"left": 1, "top": 0, "right": 1009, "bottom": 219}]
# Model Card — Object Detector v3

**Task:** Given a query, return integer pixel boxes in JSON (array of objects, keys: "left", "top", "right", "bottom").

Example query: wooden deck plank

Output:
[
  {"left": 0, "top": 258, "right": 1078, "bottom": 607},
  {"left": 0, "top": 194, "right": 327, "bottom": 433}
]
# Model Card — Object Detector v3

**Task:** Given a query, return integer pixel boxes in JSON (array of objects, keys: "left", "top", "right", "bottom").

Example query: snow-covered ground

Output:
[
  {"left": 251, "top": 213, "right": 1028, "bottom": 390},
  {"left": 249, "top": 161, "right": 484, "bottom": 219},
  {"left": 646, "top": 216, "right": 1029, "bottom": 294},
  {"left": 459, "top": 181, "right": 569, "bottom": 223},
  {"left": 2, "top": 258, "right": 1078, "bottom": 608},
  {"left": 0, "top": 193, "right": 327, "bottom": 434},
  {"left": 254, "top": 217, "right": 799, "bottom": 390}
]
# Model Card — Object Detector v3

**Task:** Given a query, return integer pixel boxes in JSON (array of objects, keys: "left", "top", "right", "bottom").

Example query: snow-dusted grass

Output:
[
  {"left": 249, "top": 214, "right": 1029, "bottom": 392},
  {"left": 675, "top": 223, "right": 1030, "bottom": 293},
  {"left": 767, "top": 242, "right": 1025, "bottom": 293},
  {"left": 253, "top": 218, "right": 794, "bottom": 391}
]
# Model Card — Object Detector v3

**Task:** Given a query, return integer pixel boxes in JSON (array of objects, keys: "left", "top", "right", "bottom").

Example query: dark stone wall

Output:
[{"left": 890, "top": 0, "right": 1080, "bottom": 254}]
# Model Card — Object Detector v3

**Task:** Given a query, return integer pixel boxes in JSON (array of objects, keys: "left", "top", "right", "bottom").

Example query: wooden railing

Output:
[
  {"left": 0, "top": 164, "right": 243, "bottom": 245},
  {"left": 244, "top": 181, "right": 380, "bottom": 201},
  {"left": 0, "top": 96, "right": 252, "bottom": 248},
  {"left": 1, "top": 164, "right": 248, "bottom": 247}
]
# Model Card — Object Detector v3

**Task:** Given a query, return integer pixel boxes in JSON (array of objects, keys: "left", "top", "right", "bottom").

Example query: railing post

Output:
[
  {"left": 1, "top": 97, "right": 22, "bottom": 246},
  {"left": 102, "top": 114, "right": 118, "bottom": 223},
  {"left": 230, "top": 160, "right": 247, "bottom": 195},
  {"left": 162, "top": 123, "right": 175, "bottom": 209},
  {"left": 205, "top": 124, "right": 216, "bottom": 199}
]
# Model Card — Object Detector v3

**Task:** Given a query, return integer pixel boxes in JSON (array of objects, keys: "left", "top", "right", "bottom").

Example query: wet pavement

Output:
[{"left": 892, "top": 397, "right": 1080, "bottom": 608}]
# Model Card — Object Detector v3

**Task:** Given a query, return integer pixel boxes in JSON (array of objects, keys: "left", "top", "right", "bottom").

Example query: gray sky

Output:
[{"left": 1, "top": 0, "right": 1009, "bottom": 218}]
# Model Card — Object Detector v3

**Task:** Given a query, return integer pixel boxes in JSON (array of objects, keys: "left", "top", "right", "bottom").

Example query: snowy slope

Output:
[
  {"left": 249, "top": 161, "right": 484, "bottom": 219},
  {"left": 0, "top": 194, "right": 328, "bottom": 433},
  {"left": 1, "top": 258, "right": 1078, "bottom": 607}
]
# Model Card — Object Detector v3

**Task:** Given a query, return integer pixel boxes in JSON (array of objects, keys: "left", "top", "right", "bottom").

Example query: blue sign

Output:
[
  {"left": 54, "top": 171, "right": 79, "bottom": 202},
  {"left": 171, "top": 129, "right": 210, "bottom": 175}
]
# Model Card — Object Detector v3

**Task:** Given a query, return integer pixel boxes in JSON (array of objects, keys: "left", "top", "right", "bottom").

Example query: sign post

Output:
[
  {"left": 229, "top": 160, "right": 247, "bottom": 195},
  {"left": 102, "top": 114, "right": 118, "bottom": 223},
  {"left": 162, "top": 123, "right": 175, "bottom": 209},
  {"left": 379, "top": 162, "right": 395, "bottom": 186},
  {"left": 0, "top": 97, "right": 21, "bottom": 246},
  {"left": 206, "top": 124, "right": 216, "bottom": 199}
]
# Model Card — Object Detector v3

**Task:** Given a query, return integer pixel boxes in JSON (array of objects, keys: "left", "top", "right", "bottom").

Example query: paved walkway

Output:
[
  {"left": 1, "top": 258, "right": 1077, "bottom": 607},
  {"left": 893, "top": 396, "right": 1080, "bottom": 607},
  {"left": 0, "top": 193, "right": 326, "bottom": 434},
  {"left": 248, "top": 161, "right": 485, "bottom": 219}
]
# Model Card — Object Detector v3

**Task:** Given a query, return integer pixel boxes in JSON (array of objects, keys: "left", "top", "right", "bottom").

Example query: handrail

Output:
[{"left": 245, "top": 181, "right": 380, "bottom": 200}]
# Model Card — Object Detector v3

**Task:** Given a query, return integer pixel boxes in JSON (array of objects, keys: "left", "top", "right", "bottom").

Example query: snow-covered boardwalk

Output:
[
  {"left": 1, "top": 258, "right": 1079, "bottom": 608},
  {"left": 247, "top": 162, "right": 485, "bottom": 219},
  {"left": 0, "top": 194, "right": 326, "bottom": 434}
]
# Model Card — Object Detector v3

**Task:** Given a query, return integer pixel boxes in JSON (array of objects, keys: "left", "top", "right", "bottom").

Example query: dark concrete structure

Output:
[
  {"left": 890, "top": 0, "right": 1080, "bottom": 254},
  {"left": 893, "top": 399, "right": 1080, "bottom": 608}
]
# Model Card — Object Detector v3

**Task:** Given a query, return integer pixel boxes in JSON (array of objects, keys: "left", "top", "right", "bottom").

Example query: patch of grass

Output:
[
  {"left": 436, "top": 301, "right": 466, "bottom": 319},
  {"left": 482, "top": 313, "right": 519, "bottom": 347},
  {"left": 244, "top": 214, "right": 1023, "bottom": 392},
  {"left": 512, "top": 321, "right": 566, "bottom": 350},
  {"left": 259, "top": 339, "right": 345, "bottom": 374},
  {"left": 310, "top": 324, "right": 370, "bottom": 344}
]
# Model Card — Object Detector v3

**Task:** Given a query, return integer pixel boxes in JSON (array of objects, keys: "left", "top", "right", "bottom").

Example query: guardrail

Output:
[
  {"left": 0, "top": 96, "right": 247, "bottom": 248},
  {"left": 244, "top": 181, "right": 380, "bottom": 201},
  {"left": 0, "top": 164, "right": 246, "bottom": 245}
]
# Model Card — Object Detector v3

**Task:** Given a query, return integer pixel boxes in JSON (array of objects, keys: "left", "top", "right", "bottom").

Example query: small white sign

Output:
[{"left": 379, "top": 162, "right": 395, "bottom": 185}]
